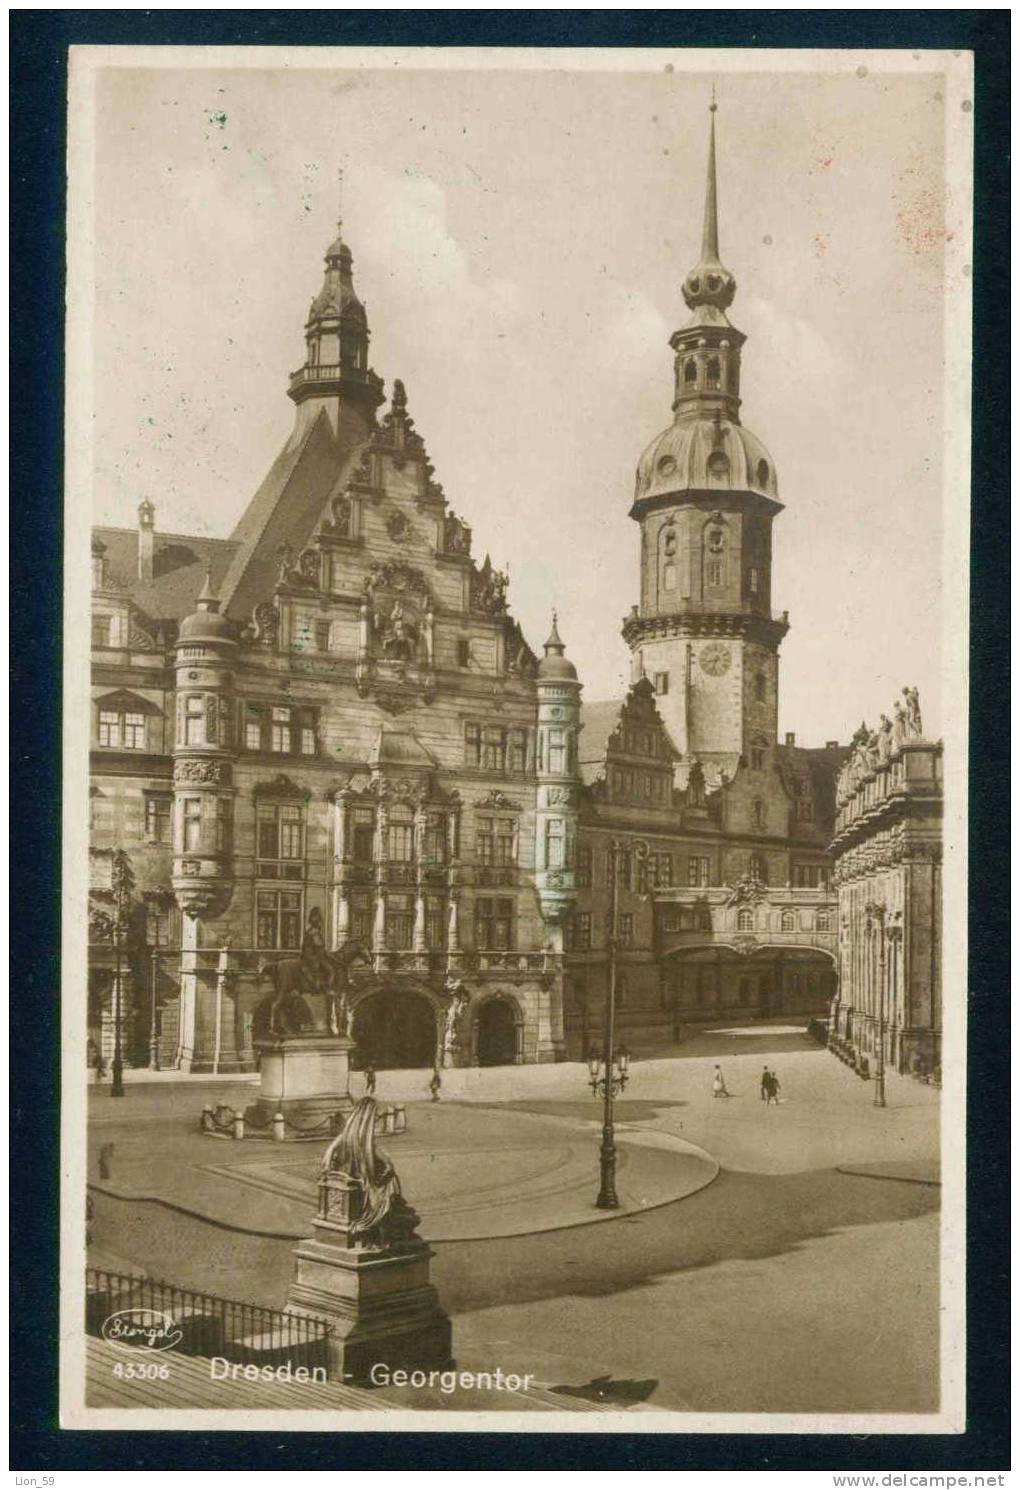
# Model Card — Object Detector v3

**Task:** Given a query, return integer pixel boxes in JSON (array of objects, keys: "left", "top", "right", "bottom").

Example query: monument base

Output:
[
  {"left": 286, "top": 1216, "right": 453, "bottom": 1385},
  {"left": 246, "top": 1033, "right": 354, "bottom": 1133}
]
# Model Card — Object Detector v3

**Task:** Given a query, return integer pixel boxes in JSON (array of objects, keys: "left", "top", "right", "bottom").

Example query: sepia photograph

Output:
[{"left": 57, "top": 42, "right": 972, "bottom": 1437}]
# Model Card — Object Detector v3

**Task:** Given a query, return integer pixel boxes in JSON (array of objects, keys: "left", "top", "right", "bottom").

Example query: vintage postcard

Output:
[{"left": 61, "top": 44, "right": 971, "bottom": 1435}]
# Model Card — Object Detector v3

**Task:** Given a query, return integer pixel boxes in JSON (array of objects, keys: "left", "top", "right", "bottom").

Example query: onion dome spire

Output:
[
  {"left": 682, "top": 94, "right": 737, "bottom": 314},
  {"left": 538, "top": 610, "right": 577, "bottom": 681}
]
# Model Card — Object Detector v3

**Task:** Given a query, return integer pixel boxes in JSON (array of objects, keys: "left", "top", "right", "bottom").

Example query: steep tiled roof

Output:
[
  {"left": 220, "top": 409, "right": 359, "bottom": 622},
  {"left": 91, "top": 527, "right": 238, "bottom": 621},
  {"left": 578, "top": 699, "right": 624, "bottom": 783}
]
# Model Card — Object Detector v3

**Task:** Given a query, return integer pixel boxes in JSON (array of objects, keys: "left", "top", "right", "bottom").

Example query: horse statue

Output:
[{"left": 253, "top": 939, "right": 372, "bottom": 1040}]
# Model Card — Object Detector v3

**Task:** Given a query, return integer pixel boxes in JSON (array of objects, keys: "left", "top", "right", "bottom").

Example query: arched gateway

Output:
[
  {"left": 473, "top": 995, "right": 523, "bottom": 1067},
  {"left": 350, "top": 987, "right": 438, "bottom": 1070}
]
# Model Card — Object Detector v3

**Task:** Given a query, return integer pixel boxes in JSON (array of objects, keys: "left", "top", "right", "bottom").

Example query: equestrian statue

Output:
[{"left": 253, "top": 908, "right": 371, "bottom": 1040}]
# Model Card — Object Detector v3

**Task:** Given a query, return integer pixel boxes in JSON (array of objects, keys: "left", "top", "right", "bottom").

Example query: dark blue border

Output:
[{"left": 10, "top": 8, "right": 1009, "bottom": 1472}]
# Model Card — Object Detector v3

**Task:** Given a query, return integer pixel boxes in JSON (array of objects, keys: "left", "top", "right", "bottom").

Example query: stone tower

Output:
[
  {"left": 622, "top": 104, "right": 788, "bottom": 765},
  {"left": 535, "top": 614, "right": 582, "bottom": 942}
]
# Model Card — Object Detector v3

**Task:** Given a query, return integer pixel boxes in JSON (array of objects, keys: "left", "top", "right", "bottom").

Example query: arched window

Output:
[
  {"left": 737, "top": 908, "right": 754, "bottom": 932},
  {"left": 684, "top": 358, "right": 697, "bottom": 386},
  {"left": 706, "top": 357, "right": 721, "bottom": 389},
  {"left": 706, "top": 450, "right": 730, "bottom": 482},
  {"left": 781, "top": 910, "right": 796, "bottom": 933}
]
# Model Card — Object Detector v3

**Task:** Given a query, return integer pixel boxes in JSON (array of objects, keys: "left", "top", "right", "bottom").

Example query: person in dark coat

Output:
[
  {"left": 364, "top": 1063, "right": 376, "bottom": 1096},
  {"left": 760, "top": 1066, "right": 770, "bottom": 1101},
  {"left": 766, "top": 1069, "right": 781, "bottom": 1105}
]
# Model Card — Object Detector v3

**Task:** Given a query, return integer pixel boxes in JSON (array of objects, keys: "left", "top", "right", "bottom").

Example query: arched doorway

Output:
[
  {"left": 475, "top": 997, "right": 521, "bottom": 1067},
  {"left": 351, "top": 988, "right": 437, "bottom": 1070}
]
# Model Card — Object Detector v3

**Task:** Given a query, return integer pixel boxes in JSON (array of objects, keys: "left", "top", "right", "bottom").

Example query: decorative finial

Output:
[
  {"left": 545, "top": 610, "right": 564, "bottom": 651},
  {"left": 197, "top": 567, "right": 219, "bottom": 610},
  {"left": 336, "top": 165, "right": 344, "bottom": 238}
]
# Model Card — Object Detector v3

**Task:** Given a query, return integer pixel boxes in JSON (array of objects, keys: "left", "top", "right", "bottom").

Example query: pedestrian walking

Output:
[
  {"left": 364, "top": 1062, "right": 376, "bottom": 1096},
  {"left": 429, "top": 1068, "right": 442, "bottom": 1103},
  {"left": 766, "top": 1069, "right": 781, "bottom": 1105},
  {"left": 88, "top": 1036, "right": 106, "bottom": 1083},
  {"left": 712, "top": 1064, "right": 731, "bottom": 1099},
  {"left": 760, "top": 1065, "right": 770, "bottom": 1101}
]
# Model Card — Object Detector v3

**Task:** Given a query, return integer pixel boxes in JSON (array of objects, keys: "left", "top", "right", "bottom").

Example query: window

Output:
[
  {"left": 300, "top": 724, "right": 316, "bottom": 756},
  {"left": 815, "top": 911, "right": 830, "bottom": 932},
  {"left": 749, "top": 567, "right": 760, "bottom": 595},
  {"left": 572, "top": 912, "right": 592, "bottom": 951},
  {"left": 92, "top": 615, "right": 112, "bottom": 648},
  {"left": 351, "top": 807, "right": 375, "bottom": 863},
  {"left": 244, "top": 707, "right": 263, "bottom": 751},
  {"left": 796, "top": 797, "right": 815, "bottom": 822},
  {"left": 653, "top": 671, "right": 669, "bottom": 695},
  {"left": 387, "top": 817, "right": 414, "bottom": 863},
  {"left": 123, "top": 712, "right": 146, "bottom": 750},
  {"left": 618, "top": 913, "right": 634, "bottom": 948},
  {"left": 457, "top": 638, "right": 471, "bottom": 668},
  {"left": 385, "top": 893, "right": 415, "bottom": 951},
  {"left": 425, "top": 896, "right": 445, "bottom": 950},
  {"left": 215, "top": 797, "right": 233, "bottom": 854},
  {"left": 350, "top": 891, "right": 373, "bottom": 943},
  {"left": 577, "top": 843, "right": 592, "bottom": 888},
  {"left": 183, "top": 797, "right": 202, "bottom": 853},
  {"left": 271, "top": 706, "right": 291, "bottom": 754},
  {"left": 184, "top": 694, "right": 204, "bottom": 746},
  {"left": 737, "top": 908, "right": 754, "bottom": 932},
  {"left": 662, "top": 562, "right": 676, "bottom": 591},
  {"left": 315, "top": 620, "right": 332, "bottom": 652},
  {"left": 145, "top": 795, "right": 172, "bottom": 845},
  {"left": 475, "top": 897, "right": 514, "bottom": 952},
  {"left": 688, "top": 856, "right": 710, "bottom": 888},
  {"left": 749, "top": 854, "right": 768, "bottom": 884},
  {"left": 753, "top": 799, "right": 766, "bottom": 829},
  {"left": 548, "top": 731, "right": 565, "bottom": 774},
  {"left": 781, "top": 910, "right": 796, "bottom": 933},
  {"left": 256, "top": 889, "right": 303, "bottom": 950},
  {"left": 683, "top": 358, "right": 697, "bottom": 386},
  {"left": 98, "top": 710, "right": 121, "bottom": 747},
  {"left": 507, "top": 729, "right": 527, "bottom": 774},
  {"left": 477, "top": 817, "right": 515, "bottom": 866},
  {"left": 257, "top": 802, "right": 305, "bottom": 876},
  {"left": 706, "top": 558, "right": 723, "bottom": 587},
  {"left": 647, "top": 852, "right": 672, "bottom": 888},
  {"left": 423, "top": 814, "right": 447, "bottom": 865},
  {"left": 793, "top": 862, "right": 829, "bottom": 889},
  {"left": 706, "top": 357, "right": 721, "bottom": 389}
]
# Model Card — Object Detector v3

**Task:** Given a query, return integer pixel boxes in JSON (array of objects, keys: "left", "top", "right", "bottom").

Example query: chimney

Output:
[
  {"left": 138, "top": 499, "right": 155, "bottom": 583},
  {"left": 784, "top": 731, "right": 795, "bottom": 746}
]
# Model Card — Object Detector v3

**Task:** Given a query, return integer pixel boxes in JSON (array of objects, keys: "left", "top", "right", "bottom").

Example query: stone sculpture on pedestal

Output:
[{"left": 286, "top": 1098, "right": 453, "bottom": 1383}]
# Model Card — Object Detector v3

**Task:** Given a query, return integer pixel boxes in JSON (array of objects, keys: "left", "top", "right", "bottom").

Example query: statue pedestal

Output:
[
  {"left": 285, "top": 1178, "right": 452, "bottom": 1385},
  {"left": 247, "top": 1034, "right": 354, "bottom": 1134}
]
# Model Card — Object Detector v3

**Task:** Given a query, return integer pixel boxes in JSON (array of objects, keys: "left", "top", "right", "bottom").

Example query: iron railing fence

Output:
[{"left": 85, "top": 1266, "right": 331, "bottom": 1376}]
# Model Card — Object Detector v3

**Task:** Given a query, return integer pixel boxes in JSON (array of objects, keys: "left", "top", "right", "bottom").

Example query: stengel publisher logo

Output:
[{"left": 100, "top": 1308, "right": 183, "bottom": 1353}]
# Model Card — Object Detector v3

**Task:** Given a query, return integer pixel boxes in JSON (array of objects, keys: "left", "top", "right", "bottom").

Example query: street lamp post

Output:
[
  {"left": 111, "top": 918, "right": 125, "bottom": 1098},
  {"left": 885, "top": 915, "right": 903, "bottom": 1086},
  {"left": 590, "top": 836, "right": 644, "bottom": 1209}
]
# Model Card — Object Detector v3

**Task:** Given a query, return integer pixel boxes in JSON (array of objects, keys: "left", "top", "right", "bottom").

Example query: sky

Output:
[{"left": 86, "top": 52, "right": 969, "bottom": 744}]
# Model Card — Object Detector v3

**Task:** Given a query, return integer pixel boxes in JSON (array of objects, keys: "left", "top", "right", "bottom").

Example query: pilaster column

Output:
[
  {"left": 413, "top": 889, "right": 428, "bottom": 955},
  {"left": 176, "top": 913, "right": 199, "bottom": 1072},
  {"left": 334, "top": 887, "right": 350, "bottom": 949},
  {"left": 447, "top": 893, "right": 460, "bottom": 952}
]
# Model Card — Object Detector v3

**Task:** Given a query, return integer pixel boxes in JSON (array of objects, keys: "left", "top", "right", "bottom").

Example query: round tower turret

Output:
[{"left": 171, "top": 572, "right": 237, "bottom": 920}]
